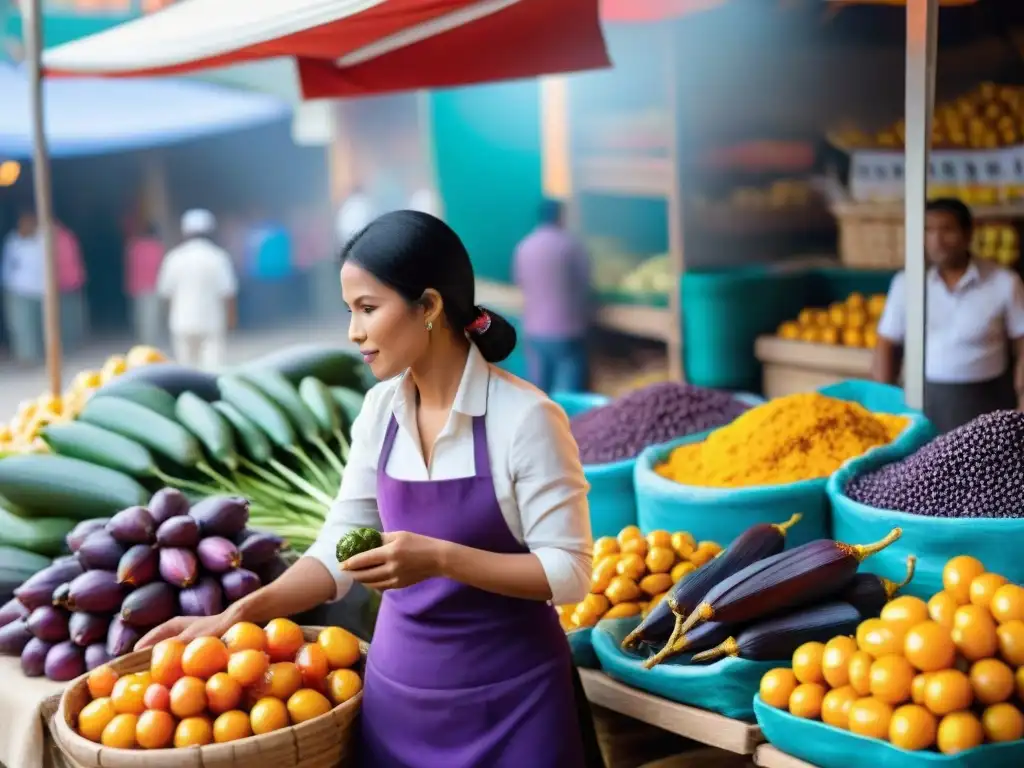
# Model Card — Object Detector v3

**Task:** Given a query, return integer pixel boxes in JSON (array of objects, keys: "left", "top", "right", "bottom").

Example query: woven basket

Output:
[
  {"left": 832, "top": 202, "right": 906, "bottom": 270},
  {"left": 52, "top": 627, "right": 364, "bottom": 768}
]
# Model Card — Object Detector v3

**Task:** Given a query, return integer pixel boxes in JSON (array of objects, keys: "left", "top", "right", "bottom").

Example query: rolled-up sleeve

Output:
[
  {"left": 511, "top": 399, "right": 593, "bottom": 606},
  {"left": 876, "top": 272, "right": 907, "bottom": 342},
  {"left": 302, "top": 387, "right": 383, "bottom": 601}
]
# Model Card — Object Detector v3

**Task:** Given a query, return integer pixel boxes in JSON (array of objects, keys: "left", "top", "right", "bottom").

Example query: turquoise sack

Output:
[
  {"left": 828, "top": 442, "right": 1024, "bottom": 600},
  {"left": 754, "top": 695, "right": 1024, "bottom": 768},
  {"left": 591, "top": 617, "right": 774, "bottom": 721},
  {"left": 634, "top": 382, "right": 935, "bottom": 547},
  {"left": 568, "top": 628, "right": 599, "bottom": 669}
]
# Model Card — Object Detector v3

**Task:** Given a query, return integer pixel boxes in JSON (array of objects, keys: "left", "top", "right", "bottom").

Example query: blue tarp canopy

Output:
[{"left": 0, "top": 62, "right": 290, "bottom": 159}]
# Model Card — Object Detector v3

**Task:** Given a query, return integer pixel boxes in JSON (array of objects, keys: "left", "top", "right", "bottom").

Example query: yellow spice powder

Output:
[{"left": 655, "top": 393, "right": 909, "bottom": 488}]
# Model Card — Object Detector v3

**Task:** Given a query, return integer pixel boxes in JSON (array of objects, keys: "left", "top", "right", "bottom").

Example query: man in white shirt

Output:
[
  {"left": 156, "top": 210, "right": 237, "bottom": 371},
  {"left": 1, "top": 210, "right": 45, "bottom": 365},
  {"left": 873, "top": 198, "right": 1024, "bottom": 432}
]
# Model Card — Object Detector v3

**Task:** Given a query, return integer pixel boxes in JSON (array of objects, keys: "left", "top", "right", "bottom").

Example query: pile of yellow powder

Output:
[{"left": 655, "top": 392, "right": 909, "bottom": 488}]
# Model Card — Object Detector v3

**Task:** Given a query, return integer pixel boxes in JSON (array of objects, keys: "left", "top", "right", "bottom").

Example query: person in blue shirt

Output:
[{"left": 240, "top": 212, "right": 295, "bottom": 328}]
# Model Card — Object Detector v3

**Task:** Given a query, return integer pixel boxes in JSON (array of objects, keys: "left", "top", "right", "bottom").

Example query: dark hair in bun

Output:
[{"left": 341, "top": 210, "right": 517, "bottom": 363}]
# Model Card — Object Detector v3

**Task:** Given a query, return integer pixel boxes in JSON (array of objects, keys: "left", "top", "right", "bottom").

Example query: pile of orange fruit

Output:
[
  {"left": 556, "top": 525, "right": 722, "bottom": 631},
  {"left": 759, "top": 555, "right": 1024, "bottom": 755},
  {"left": 775, "top": 292, "right": 886, "bottom": 350},
  {"left": 76, "top": 619, "right": 363, "bottom": 749}
]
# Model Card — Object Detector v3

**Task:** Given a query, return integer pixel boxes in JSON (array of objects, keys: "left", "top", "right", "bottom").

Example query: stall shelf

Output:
[
  {"left": 578, "top": 669, "right": 764, "bottom": 756},
  {"left": 753, "top": 745, "right": 817, "bottom": 768},
  {"left": 754, "top": 337, "right": 874, "bottom": 398}
]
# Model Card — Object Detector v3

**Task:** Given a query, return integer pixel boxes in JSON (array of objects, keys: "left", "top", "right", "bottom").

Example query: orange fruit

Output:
[
  {"left": 924, "top": 670, "right": 974, "bottom": 716},
  {"left": 213, "top": 710, "right": 253, "bottom": 743},
  {"left": 136, "top": 709, "right": 175, "bottom": 750},
  {"left": 78, "top": 697, "right": 116, "bottom": 743},
  {"left": 969, "top": 573, "right": 1008, "bottom": 610},
  {"left": 326, "top": 668, "right": 363, "bottom": 706},
  {"left": 903, "top": 621, "right": 956, "bottom": 672},
  {"left": 110, "top": 675, "right": 147, "bottom": 715},
  {"left": 856, "top": 619, "right": 906, "bottom": 658},
  {"left": 943, "top": 556, "right": 985, "bottom": 605},
  {"left": 227, "top": 649, "right": 270, "bottom": 687},
  {"left": 911, "top": 673, "right": 932, "bottom": 705},
  {"left": 791, "top": 642, "right": 826, "bottom": 685},
  {"left": 788, "top": 683, "right": 827, "bottom": 719},
  {"left": 265, "top": 662, "right": 304, "bottom": 701},
  {"left": 936, "top": 711, "right": 984, "bottom": 755},
  {"left": 132, "top": 671, "right": 152, "bottom": 687},
  {"left": 888, "top": 704, "right": 937, "bottom": 751},
  {"left": 169, "top": 676, "right": 208, "bottom": 718},
  {"left": 982, "top": 702, "right": 1024, "bottom": 743},
  {"left": 821, "top": 686, "right": 858, "bottom": 729},
  {"left": 86, "top": 666, "right": 118, "bottom": 699},
  {"left": 759, "top": 668, "right": 798, "bottom": 710},
  {"left": 881, "top": 597, "right": 930, "bottom": 632},
  {"left": 174, "top": 716, "right": 214, "bottom": 747},
  {"left": 969, "top": 658, "right": 1015, "bottom": 705},
  {"left": 848, "top": 651, "right": 874, "bottom": 696},
  {"left": 149, "top": 638, "right": 186, "bottom": 687},
  {"left": 222, "top": 622, "right": 267, "bottom": 653},
  {"left": 264, "top": 618, "right": 304, "bottom": 662},
  {"left": 250, "top": 697, "right": 290, "bottom": 735},
  {"left": 287, "top": 688, "right": 332, "bottom": 724},
  {"left": 206, "top": 672, "right": 243, "bottom": 715},
  {"left": 295, "top": 643, "right": 330, "bottom": 689},
  {"left": 318, "top": 627, "right": 361, "bottom": 670},
  {"left": 997, "top": 619, "right": 1024, "bottom": 666},
  {"left": 927, "top": 591, "right": 959, "bottom": 630},
  {"left": 869, "top": 654, "right": 915, "bottom": 705},
  {"left": 951, "top": 606, "right": 998, "bottom": 661},
  {"left": 821, "top": 636, "right": 857, "bottom": 689},
  {"left": 181, "top": 636, "right": 229, "bottom": 679},
  {"left": 990, "top": 584, "right": 1024, "bottom": 624},
  {"left": 143, "top": 683, "right": 170, "bottom": 712},
  {"left": 101, "top": 713, "right": 138, "bottom": 749},
  {"left": 847, "top": 697, "right": 893, "bottom": 740}
]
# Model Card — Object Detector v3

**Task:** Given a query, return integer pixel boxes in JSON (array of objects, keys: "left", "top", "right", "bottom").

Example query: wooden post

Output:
[
  {"left": 666, "top": 27, "right": 686, "bottom": 383},
  {"left": 24, "top": 0, "right": 62, "bottom": 396}
]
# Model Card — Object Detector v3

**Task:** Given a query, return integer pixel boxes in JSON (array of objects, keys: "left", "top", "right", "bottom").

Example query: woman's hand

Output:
[
  {"left": 135, "top": 602, "right": 246, "bottom": 651},
  {"left": 342, "top": 531, "right": 446, "bottom": 590}
]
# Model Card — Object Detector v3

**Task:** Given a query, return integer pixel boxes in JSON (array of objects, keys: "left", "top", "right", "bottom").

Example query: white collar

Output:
[{"left": 392, "top": 343, "right": 490, "bottom": 426}]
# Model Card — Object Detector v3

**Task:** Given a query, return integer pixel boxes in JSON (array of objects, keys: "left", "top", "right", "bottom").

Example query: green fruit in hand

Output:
[{"left": 336, "top": 527, "right": 383, "bottom": 562}]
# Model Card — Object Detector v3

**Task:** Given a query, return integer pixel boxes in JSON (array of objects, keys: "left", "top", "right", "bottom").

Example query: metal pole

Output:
[
  {"left": 23, "top": 0, "right": 62, "bottom": 396},
  {"left": 903, "top": 0, "right": 939, "bottom": 411}
]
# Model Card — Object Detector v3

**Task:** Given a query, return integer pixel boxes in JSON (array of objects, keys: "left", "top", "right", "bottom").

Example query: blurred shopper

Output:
[
  {"left": 336, "top": 185, "right": 376, "bottom": 248},
  {"left": 241, "top": 212, "right": 295, "bottom": 328},
  {"left": 1, "top": 209, "right": 44, "bottom": 365},
  {"left": 872, "top": 198, "right": 1024, "bottom": 433},
  {"left": 125, "top": 222, "right": 165, "bottom": 346},
  {"left": 157, "top": 210, "right": 237, "bottom": 371},
  {"left": 56, "top": 221, "right": 88, "bottom": 352},
  {"left": 513, "top": 199, "right": 592, "bottom": 394},
  {"left": 408, "top": 186, "right": 440, "bottom": 218}
]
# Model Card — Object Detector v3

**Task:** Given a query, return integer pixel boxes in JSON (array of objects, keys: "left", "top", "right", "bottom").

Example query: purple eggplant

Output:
[
  {"left": 51, "top": 583, "right": 71, "bottom": 608},
  {"left": 45, "top": 641, "right": 85, "bottom": 682},
  {"left": 52, "top": 554, "right": 81, "bottom": 567},
  {"left": 148, "top": 488, "right": 190, "bottom": 526},
  {"left": 27, "top": 606, "right": 70, "bottom": 642},
  {"left": 15, "top": 558, "right": 85, "bottom": 610},
  {"left": 221, "top": 568, "right": 261, "bottom": 603},
  {"left": 0, "top": 620, "right": 33, "bottom": 654},
  {"left": 0, "top": 598, "right": 28, "bottom": 629},
  {"left": 77, "top": 530, "right": 126, "bottom": 571},
  {"left": 117, "top": 544, "right": 159, "bottom": 587},
  {"left": 121, "top": 582, "right": 177, "bottom": 628},
  {"left": 84, "top": 643, "right": 111, "bottom": 670},
  {"left": 179, "top": 576, "right": 223, "bottom": 617},
  {"left": 69, "top": 613, "right": 109, "bottom": 647},
  {"left": 189, "top": 496, "right": 249, "bottom": 538},
  {"left": 239, "top": 532, "right": 286, "bottom": 569},
  {"left": 196, "top": 537, "right": 241, "bottom": 574},
  {"left": 67, "top": 570, "right": 125, "bottom": 614},
  {"left": 231, "top": 526, "right": 255, "bottom": 546},
  {"left": 155, "top": 515, "right": 200, "bottom": 549},
  {"left": 66, "top": 519, "right": 108, "bottom": 553},
  {"left": 21, "top": 637, "right": 53, "bottom": 676},
  {"left": 255, "top": 555, "right": 289, "bottom": 585},
  {"left": 106, "top": 616, "right": 141, "bottom": 657},
  {"left": 158, "top": 547, "right": 198, "bottom": 587},
  {"left": 106, "top": 506, "right": 156, "bottom": 545}
]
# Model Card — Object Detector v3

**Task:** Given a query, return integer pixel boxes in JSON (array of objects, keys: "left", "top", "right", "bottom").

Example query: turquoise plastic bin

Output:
[
  {"left": 567, "top": 628, "right": 599, "bottom": 669},
  {"left": 754, "top": 695, "right": 1024, "bottom": 768},
  {"left": 828, "top": 440, "right": 1024, "bottom": 600},
  {"left": 634, "top": 381, "right": 935, "bottom": 547},
  {"left": 592, "top": 618, "right": 774, "bottom": 721}
]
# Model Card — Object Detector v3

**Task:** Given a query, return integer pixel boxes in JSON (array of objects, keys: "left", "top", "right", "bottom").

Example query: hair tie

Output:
[{"left": 465, "top": 308, "right": 491, "bottom": 336}]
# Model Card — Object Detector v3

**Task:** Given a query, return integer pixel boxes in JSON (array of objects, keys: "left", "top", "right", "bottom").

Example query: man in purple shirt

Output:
[{"left": 513, "top": 199, "right": 592, "bottom": 393}]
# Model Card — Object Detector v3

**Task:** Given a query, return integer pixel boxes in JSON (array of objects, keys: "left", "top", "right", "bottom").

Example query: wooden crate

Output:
[{"left": 754, "top": 336, "right": 873, "bottom": 399}]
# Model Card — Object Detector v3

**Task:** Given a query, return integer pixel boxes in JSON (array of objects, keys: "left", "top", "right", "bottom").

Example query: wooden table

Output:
[{"left": 753, "top": 745, "right": 817, "bottom": 768}]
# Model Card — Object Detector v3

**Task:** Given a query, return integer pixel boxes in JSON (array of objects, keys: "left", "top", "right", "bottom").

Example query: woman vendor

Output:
[{"left": 137, "top": 210, "right": 603, "bottom": 767}]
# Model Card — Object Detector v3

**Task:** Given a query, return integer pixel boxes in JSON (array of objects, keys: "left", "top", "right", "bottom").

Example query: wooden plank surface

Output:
[
  {"left": 579, "top": 670, "right": 763, "bottom": 755},
  {"left": 753, "top": 745, "right": 817, "bottom": 768}
]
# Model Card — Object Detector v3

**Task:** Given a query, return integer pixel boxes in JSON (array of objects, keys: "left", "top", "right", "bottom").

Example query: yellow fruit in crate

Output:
[
  {"left": 927, "top": 591, "right": 959, "bottom": 629},
  {"left": 556, "top": 606, "right": 576, "bottom": 632},
  {"left": 996, "top": 619, "right": 1024, "bottom": 666},
  {"left": 820, "top": 326, "right": 839, "bottom": 346},
  {"left": 639, "top": 573, "right": 673, "bottom": 597},
  {"left": 982, "top": 703, "right": 1024, "bottom": 743},
  {"left": 617, "top": 526, "right": 642, "bottom": 545},
  {"left": 991, "top": 584, "right": 1024, "bottom": 623},
  {"left": 687, "top": 547, "right": 716, "bottom": 568},
  {"left": 842, "top": 328, "right": 864, "bottom": 348},
  {"left": 828, "top": 304, "right": 847, "bottom": 326},
  {"left": 881, "top": 596, "right": 930, "bottom": 631},
  {"left": 605, "top": 576, "right": 641, "bottom": 605},
  {"left": 670, "top": 561, "right": 696, "bottom": 583},
  {"left": 969, "top": 573, "right": 1008, "bottom": 609},
  {"left": 671, "top": 532, "right": 696, "bottom": 557},
  {"left": 943, "top": 556, "right": 985, "bottom": 604},
  {"left": 759, "top": 668, "right": 798, "bottom": 709},
  {"left": 620, "top": 538, "right": 648, "bottom": 557},
  {"left": 904, "top": 621, "right": 956, "bottom": 672},
  {"left": 846, "top": 292, "right": 866, "bottom": 308},
  {"left": 591, "top": 558, "right": 618, "bottom": 594},
  {"left": 923, "top": 669, "right": 973, "bottom": 716},
  {"left": 857, "top": 619, "right": 907, "bottom": 658},
  {"left": 594, "top": 537, "right": 619, "bottom": 559},
  {"left": 936, "top": 711, "right": 984, "bottom": 755},
  {"left": 604, "top": 602, "right": 642, "bottom": 620},
  {"left": 889, "top": 704, "right": 938, "bottom": 751},
  {"left": 616, "top": 553, "right": 646, "bottom": 582},
  {"left": 968, "top": 658, "right": 1014, "bottom": 705},
  {"left": 581, "top": 593, "right": 610, "bottom": 617},
  {"left": 846, "top": 308, "right": 868, "bottom": 329},
  {"left": 847, "top": 697, "right": 893, "bottom": 739},
  {"left": 646, "top": 530, "right": 672, "bottom": 550},
  {"left": 126, "top": 345, "right": 167, "bottom": 367},
  {"left": 951, "top": 605, "right": 998, "bottom": 660},
  {"left": 799, "top": 327, "right": 821, "bottom": 344},
  {"left": 822, "top": 636, "right": 858, "bottom": 688},
  {"left": 911, "top": 673, "right": 931, "bottom": 705},
  {"left": 863, "top": 328, "right": 878, "bottom": 349},
  {"left": 869, "top": 654, "right": 916, "bottom": 704},
  {"left": 821, "top": 685, "right": 859, "bottom": 729},
  {"left": 788, "top": 683, "right": 827, "bottom": 719},
  {"left": 645, "top": 547, "right": 675, "bottom": 574},
  {"left": 778, "top": 321, "right": 800, "bottom": 340},
  {"left": 867, "top": 294, "right": 886, "bottom": 317},
  {"left": 797, "top": 308, "right": 815, "bottom": 326},
  {"left": 848, "top": 651, "right": 874, "bottom": 695},
  {"left": 792, "top": 642, "right": 826, "bottom": 685}
]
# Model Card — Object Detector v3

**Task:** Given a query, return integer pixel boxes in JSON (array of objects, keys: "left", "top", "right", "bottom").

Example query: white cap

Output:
[{"left": 181, "top": 209, "right": 216, "bottom": 238}]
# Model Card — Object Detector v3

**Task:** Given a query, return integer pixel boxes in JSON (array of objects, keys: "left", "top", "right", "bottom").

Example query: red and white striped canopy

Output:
[{"left": 43, "top": 0, "right": 610, "bottom": 99}]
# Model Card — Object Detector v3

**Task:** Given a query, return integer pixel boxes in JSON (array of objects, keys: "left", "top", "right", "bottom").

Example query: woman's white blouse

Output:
[{"left": 304, "top": 344, "right": 594, "bottom": 606}]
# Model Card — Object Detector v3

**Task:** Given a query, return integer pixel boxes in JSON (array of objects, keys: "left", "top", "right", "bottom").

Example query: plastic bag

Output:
[
  {"left": 592, "top": 617, "right": 773, "bottom": 721},
  {"left": 828, "top": 441, "right": 1024, "bottom": 600},
  {"left": 634, "top": 381, "right": 935, "bottom": 548},
  {"left": 754, "top": 695, "right": 1021, "bottom": 768}
]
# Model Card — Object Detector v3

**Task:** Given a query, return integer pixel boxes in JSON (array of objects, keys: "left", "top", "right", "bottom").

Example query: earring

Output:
[{"left": 426, "top": 321, "right": 433, "bottom": 332}]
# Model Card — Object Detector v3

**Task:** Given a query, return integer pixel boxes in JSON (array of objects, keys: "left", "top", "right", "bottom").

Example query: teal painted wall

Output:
[{"left": 429, "top": 81, "right": 543, "bottom": 284}]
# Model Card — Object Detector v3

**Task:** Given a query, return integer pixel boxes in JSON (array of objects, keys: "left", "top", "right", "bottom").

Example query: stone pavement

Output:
[{"left": 0, "top": 320, "right": 355, "bottom": 418}]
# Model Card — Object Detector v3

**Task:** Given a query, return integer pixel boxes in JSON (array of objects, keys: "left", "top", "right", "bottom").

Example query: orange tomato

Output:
[
  {"left": 759, "top": 668, "right": 798, "bottom": 710},
  {"left": 927, "top": 591, "right": 959, "bottom": 630},
  {"left": 881, "top": 597, "right": 929, "bottom": 632},
  {"left": 77, "top": 698, "right": 116, "bottom": 743},
  {"left": 318, "top": 626, "right": 361, "bottom": 670},
  {"left": 847, "top": 697, "right": 893, "bottom": 740},
  {"left": 174, "top": 716, "right": 214, "bottom": 748},
  {"left": 227, "top": 649, "right": 270, "bottom": 687},
  {"left": 903, "top": 621, "right": 956, "bottom": 672},
  {"left": 110, "top": 675, "right": 147, "bottom": 716},
  {"left": 181, "top": 636, "right": 229, "bottom": 679},
  {"left": 936, "top": 711, "right": 984, "bottom": 755},
  {"left": 135, "top": 709, "right": 175, "bottom": 750},
  {"left": 982, "top": 702, "right": 1024, "bottom": 743},
  {"left": 250, "top": 697, "right": 290, "bottom": 735},
  {"left": 287, "top": 688, "right": 332, "bottom": 724},
  {"left": 791, "top": 642, "right": 826, "bottom": 685},
  {"left": 222, "top": 621, "right": 267, "bottom": 653},
  {"left": 821, "top": 686, "right": 859, "bottom": 730},
  {"left": 101, "top": 713, "right": 138, "bottom": 749},
  {"left": 996, "top": 619, "right": 1024, "bottom": 666},
  {"left": 295, "top": 643, "right": 330, "bottom": 689},
  {"left": 923, "top": 670, "right": 974, "bottom": 717},
  {"left": 888, "top": 704, "right": 937, "bottom": 751},
  {"left": 951, "top": 605, "right": 998, "bottom": 661},
  {"left": 822, "top": 636, "right": 858, "bottom": 689},
  {"left": 788, "top": 683, "right": 827, "bottom": 720},
  {"left": 969, "top": 658, "right": 1015, "bottom": 705},
  {"left": 326, "top": 669, "right": 363, "bottom": 706},
  {"left": 205, "top": 672, "right": 243, "bottom": 715},
  {"left": 213, "top": 710, "right": 253, "bottom": 743},
  {"left": 969, "top": 573, "right": 1008, "bottom": 610},
  {"left": 169, "top": 676, "right": 208, "bottom": 719},
  {"left": 86, "top": 665, "right": 118, "bottom": 699},
  {"left": 149, "top": 638, "right": 186, "bottom": 687},
  {"left": 142, "top": 683, "right": 170, "bottom": 712},
  {"left": 942, "top": 556, "right": 985, "bottom": 605},
  {"left": 990, "top": 584, "right": 1024, "bottom": 624},
  {"left": 264, "top": 618, "right": 305, "bottom": 663},
  {"left": 848, "top": 651, "right": 874, "bottom": 696},
  {"left": 856, "top": 619, "right": 906, "bottom": 658},
  {"left": 869, "top": 655, "right": 915, "bottom": 705},
  {"left": 264, "top": 662, "right": 304, "bottom": 701}
]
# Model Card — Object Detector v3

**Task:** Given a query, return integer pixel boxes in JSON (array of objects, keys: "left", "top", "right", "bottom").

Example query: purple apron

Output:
[{"left": 359, "top": 414, "right": 587, "bottom": 767}]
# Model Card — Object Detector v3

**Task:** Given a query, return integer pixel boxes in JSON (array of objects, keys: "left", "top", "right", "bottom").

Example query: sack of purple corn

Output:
[
  {"left": 564, "top": 382, "right": 755, "bottom": 539},
  {"left": 830, "top": 410, "right": 1024, "bottom": 599},
  {"left": 586, "top": 517, "right": 911, "bottom": 720},
  {"left": 0, "top": 488, "right": 293, "bottom": 681}
]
